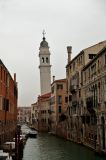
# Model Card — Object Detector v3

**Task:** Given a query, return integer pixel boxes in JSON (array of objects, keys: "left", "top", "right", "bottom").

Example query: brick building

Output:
[{"left": 0, "top": 59, "right": 18, "bottom": 146}]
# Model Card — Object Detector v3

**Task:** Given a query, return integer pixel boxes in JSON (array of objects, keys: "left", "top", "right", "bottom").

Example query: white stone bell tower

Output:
[{"left": 39, "top": 31, "right": 51, "bottom": 95}]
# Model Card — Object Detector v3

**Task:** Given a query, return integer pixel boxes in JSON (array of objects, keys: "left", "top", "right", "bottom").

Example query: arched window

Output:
[
  {"left": 42, "top": 57, "right": 44, "bottom": 63},
  {"left": 46, "top": 57, "right": 49, "bottom": 63}
]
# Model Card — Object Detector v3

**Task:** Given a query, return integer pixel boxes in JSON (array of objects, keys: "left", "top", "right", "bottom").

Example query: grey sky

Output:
[{"left": 0, "top": 0, "right": 106, "bottom": 106}]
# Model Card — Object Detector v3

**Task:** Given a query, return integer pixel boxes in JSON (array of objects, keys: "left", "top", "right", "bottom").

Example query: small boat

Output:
[
  {"left": 28, "top": 130, "right": 37, "bottom": 138},
  {"left": 2, "top": 142, "right": 15, "bottom": 152},
  {"left": 0, "top": 150, "right": 12, "bottom": 160}
]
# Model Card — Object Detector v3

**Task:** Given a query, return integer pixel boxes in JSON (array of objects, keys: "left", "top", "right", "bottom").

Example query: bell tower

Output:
[{"left": 39, "top": 31, "right": 51, "bottom": 95}]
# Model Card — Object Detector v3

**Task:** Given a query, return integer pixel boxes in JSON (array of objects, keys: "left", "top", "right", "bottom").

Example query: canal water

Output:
[{"left": 22, "top": 133, "right": 106, "bottom": 160}]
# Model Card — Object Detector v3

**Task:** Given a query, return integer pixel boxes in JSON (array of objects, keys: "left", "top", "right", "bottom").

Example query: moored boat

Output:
[
  {"left": 2, "top": 142, "right": 15, "bottom": 152},
  {"left": 0, "top": 150, "right": 12, "bottom": 160},
  {"left": 28, "top": 130, "right": 37, "bottom": 138}
]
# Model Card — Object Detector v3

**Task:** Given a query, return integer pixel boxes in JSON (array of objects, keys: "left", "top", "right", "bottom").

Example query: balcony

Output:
[{"left": 70, "top": 85, "right": 77, "bottom": 93}]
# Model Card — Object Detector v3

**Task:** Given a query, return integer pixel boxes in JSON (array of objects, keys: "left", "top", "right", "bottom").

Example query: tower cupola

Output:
[{"left": 40, "top": 37, "right": 49, "bottom": 48}]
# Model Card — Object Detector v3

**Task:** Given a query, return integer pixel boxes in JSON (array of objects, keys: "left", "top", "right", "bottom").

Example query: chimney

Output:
[
  {"left": 53, "top": 76, "right": 55, "bottom": 82},
  {"left": 14, "top": 73, "right": 16, "bottom": 82},
  {"left": 67, "top": 46, "right": 72, "bottom": 63}
]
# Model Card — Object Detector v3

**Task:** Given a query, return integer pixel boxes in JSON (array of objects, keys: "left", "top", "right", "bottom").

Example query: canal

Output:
[{"left": 22, "top": 133, "right": 105, "bottom": 160}]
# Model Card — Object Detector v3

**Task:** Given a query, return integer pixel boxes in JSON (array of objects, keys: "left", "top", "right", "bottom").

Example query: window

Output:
[
  {"left": 65, "top": 97, "right": 68, "bottom": 103},
  {"left": 58, "top": 96, "right": 62, "bottom": 104},
  {"left": 89, "top": 54, "right": 96, "bottom": 59},
  {"left": 80, "top": 55, "right": 82, "bottom": 64},
  {"left": 84, "top": 72, "right": 86, "bottom": 82},
  {"left": 42, "top": 57, "right": 44, "bottom": 63},
  {"left": 57, "top": 84, "right": 63, "bottom": 90},
  {"left": 2, "top": 98, "right": 9, "bottom": 111},
  {"left": 50, "top": 96, "right": 55, "bottom": 105},
  {"left": 98, "top": 60, "right": 100, "bottom": 69},
  {"left": 79, "top": 89, "right": 81, "bottom": 97},
  {"left": 69, "top": 95, "right": 72, "bottom": 101},
  {"left": 88, "top": 68, "right": 90, "bottom": 79},
  {"left": 46, "top": 57, "right": 49, "bottom": 63},
  {"left": 58, "top": 106, "right": 61, "bottom": 113},
  {"left": 48, "top": 110, "right": 50, "bottom": 113},
  {"left": 91, "top": 63, "right": 96, "bottom": 77},
  {"left": 48, "top": 118, "right": 50, "bottom": 123}
]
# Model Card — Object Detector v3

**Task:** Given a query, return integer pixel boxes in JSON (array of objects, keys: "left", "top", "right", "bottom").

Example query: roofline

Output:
[
  {"left": 31, "top": 102, "right": 37, "bottom": 105},
  {"left": 82, "top": 46, "right": 106, "bottom": 71},
  {"left": 66, "top": 50, "right": 84, "bottom": 68},
  {"left": 66, "top": 40, "right": 106, "bottom": 68},
  {"left": 0, "top": 59, "right": 15, "bottom": 81},
  {"left": 51, "top": 78, "right": 67, "bottom": 85},
  {"left": 38, "top": 92, "right": 51, "bottom": 100},
  {"left": 83, "top": 40, "right": 106, "bottom": 51}
]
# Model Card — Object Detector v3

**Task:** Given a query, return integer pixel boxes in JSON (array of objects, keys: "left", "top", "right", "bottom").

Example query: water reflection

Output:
[{"left": 22, "top": 133, "right": 106, "bottom": 160}]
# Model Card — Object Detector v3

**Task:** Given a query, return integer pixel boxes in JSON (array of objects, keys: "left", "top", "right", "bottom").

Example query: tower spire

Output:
[{"left": 42, "top": 30, "right": 46, "bottom": 39}]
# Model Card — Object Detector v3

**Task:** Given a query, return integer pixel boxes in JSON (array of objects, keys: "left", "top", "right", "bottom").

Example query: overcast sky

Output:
[{"left": 0, "top": 0, "right": 106, "bottom": 106}]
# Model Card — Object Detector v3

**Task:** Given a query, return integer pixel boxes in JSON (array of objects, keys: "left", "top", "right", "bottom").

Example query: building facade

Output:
[
  {"left": 50, "top": 78, "right": 68, "bottom": 136},
  {"left": 82, "top": 46, "right": 106, "bottom": 153},
  {"left": 17, "top": 106, "right": 31, "bottom": 124},
  {"left": 39, "top": 35, "right": 51, "bottom": 95},
  {"left": 0, "top": 59, "right": 18, "bottom": 146},
  {"left": 66, "top": 41, "right": 106, "bottom": 142},
  {"left": 31, "top": 102, "right": 39, "bottom": 130},
  {"left": 37, "top": 93, "right": 51, "bottom": 132}
]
